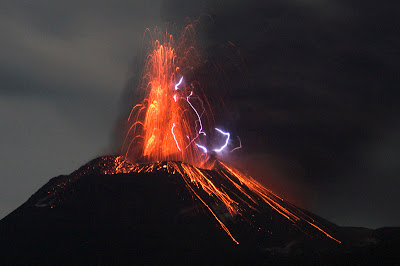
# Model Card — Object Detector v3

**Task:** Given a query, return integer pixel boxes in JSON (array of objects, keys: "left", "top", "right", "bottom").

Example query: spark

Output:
[
  {"left": 171, "top": 123, "right": 181, "bottom": 151},
  {"left": 196, "top": 143, "right": 208, "bottom": 153},
  {"left": 230, "top": 136, "right": 242, "bottom": 152},
  {"left": 214, "top": 128, "right": 230, "bottom": 153},
  {"left": 173, "top": 94, "right": 178, "bottom": 102}
]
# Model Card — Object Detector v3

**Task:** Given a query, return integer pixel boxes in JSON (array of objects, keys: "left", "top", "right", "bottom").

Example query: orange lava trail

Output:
[{"left": 108, "top": 157, "right": 340, "bottom": 244}]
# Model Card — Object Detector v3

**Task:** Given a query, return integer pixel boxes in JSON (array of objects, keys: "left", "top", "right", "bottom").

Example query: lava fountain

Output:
[
  {"left": 121, "top": 25, "right": 213, "bottom": 166},
  {"left": 115, "top": 25, "right": 340, "bottom": 244}
]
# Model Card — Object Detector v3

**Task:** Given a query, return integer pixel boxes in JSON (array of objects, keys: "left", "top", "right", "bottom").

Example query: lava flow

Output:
[{"left": 116, "top": 26, "right": 340, "bottom": 244}]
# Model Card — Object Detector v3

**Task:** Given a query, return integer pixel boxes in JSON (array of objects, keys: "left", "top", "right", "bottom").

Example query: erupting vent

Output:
[{"left": 117, "top": 25, "right": 339, "bottom": 244}]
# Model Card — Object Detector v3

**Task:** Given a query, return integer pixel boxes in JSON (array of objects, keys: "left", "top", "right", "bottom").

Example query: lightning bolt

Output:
[
  {"left": 175, "top": 76, "right": 183, "bottom": 90},
  {"left": 186, "top": 91, "right": 206, "bottom": 136},
  {"left": 230, "top": 136, "right": 242, "bottom": 152},
  {"left": 173, "top": 77, "right": 183, "bottom": 102},
  {"left": 196, "top": 143, "right": 208, "bottom": 153},
  {"left": 214, "top": 128, "right": 230, "bottom": 153},
  {"left": 171, "top": 123, "right": 181, "bottom": 151}
]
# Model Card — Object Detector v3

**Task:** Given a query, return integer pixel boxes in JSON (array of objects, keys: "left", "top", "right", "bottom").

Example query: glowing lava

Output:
[{"left": 122, "top": 27, "right": 211, "bottom": 166}]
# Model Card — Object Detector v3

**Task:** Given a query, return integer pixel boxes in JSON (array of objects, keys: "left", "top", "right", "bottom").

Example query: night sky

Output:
[{"left": 1, "top": 0, "right": 399, "bottom": 228}]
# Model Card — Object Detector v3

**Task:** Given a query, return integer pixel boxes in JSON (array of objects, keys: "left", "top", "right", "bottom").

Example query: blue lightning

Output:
[{"left": 214, "top": 128, "right": 230, "bottom": 153}]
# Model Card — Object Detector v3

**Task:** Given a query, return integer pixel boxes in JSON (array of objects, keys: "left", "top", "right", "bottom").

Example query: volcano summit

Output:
[{"left": 1, "top": 156, "right": 399, "bottom": 264}]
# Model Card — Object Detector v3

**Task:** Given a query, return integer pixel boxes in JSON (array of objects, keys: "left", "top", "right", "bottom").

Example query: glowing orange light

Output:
[{"left": 122, "top": 26, "right": 211, "bottom": 166}]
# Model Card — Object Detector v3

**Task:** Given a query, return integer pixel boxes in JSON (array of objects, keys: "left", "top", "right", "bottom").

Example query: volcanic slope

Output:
[{"left": 1, "top": 156, "right": 399, "bottom": 264}]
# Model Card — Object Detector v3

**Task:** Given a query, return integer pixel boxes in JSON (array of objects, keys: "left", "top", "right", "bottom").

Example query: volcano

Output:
[
  {"left": 1, "top": 156, "right": 399, "bottom": 264},
  {"left": 2, "top": 22, "right": 399, "bottom": 264}
]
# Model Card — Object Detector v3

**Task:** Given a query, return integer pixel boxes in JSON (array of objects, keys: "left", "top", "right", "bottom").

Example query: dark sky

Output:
[{"left": 1, "top": 0, "right": 399, "bottom": 228}]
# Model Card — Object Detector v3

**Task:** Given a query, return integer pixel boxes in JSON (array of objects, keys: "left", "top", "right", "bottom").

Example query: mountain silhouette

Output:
[{"left": 1, "top": 156, "right": 399, "bottom": 264}]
